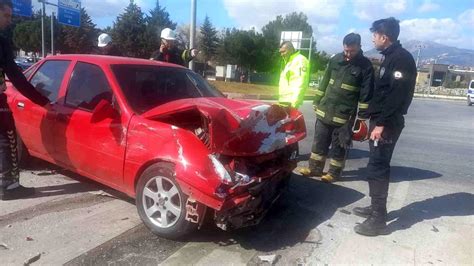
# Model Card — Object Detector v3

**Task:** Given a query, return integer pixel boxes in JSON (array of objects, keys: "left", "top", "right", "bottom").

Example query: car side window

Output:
[
  {"left": 30, "top": 60, "right": 70, "bottom": 101},
  {"left": 65, "top": 62, "right": 113, "bottom": 111}
]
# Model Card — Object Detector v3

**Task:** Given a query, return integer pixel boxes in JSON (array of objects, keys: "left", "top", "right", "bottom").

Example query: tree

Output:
[
  {"left": 13, "top": 11, "right": 46, "bottom": 54},
  {"left": 144, "top": 0, "right": 177, "bottom": 56},
  {"left": 112, "top": 0, "right": 148, "bottom": 58},
  {"left": 58, "top": 8, "right": 98, "bottom": 54},
  {"left": 199, "top": 15, "right": 218, "bottom": 64}
]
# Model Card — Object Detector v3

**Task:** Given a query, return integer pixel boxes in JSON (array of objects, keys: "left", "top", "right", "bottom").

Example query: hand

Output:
[
  {"left": 313, "top": 105, "right": 317, "bottom": 111},
  {"left": 190, "top": 48, "right": 199, "bottom": 57},
  {"left": 370, "top": 125, "right": 384, "bottom": 141}
]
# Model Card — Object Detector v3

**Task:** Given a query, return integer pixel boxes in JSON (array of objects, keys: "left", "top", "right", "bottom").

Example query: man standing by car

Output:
[
  {"left": 0, "top": 0, "right": 49, "bottom": 200},
  {"left": 299, "top": 33, "right": 373, "bottom": 183},
  {"left": 278, "top": 41, "right": 310, "bottom": 108},
  {"left": 96, "top": 33, "right": 121, "bottom": 56},
  {"left": 353, "top": 17, "right": 417, "bottom": 236},
  {"left": 150, "top": 28, "right": 197, "bottom": 67}
]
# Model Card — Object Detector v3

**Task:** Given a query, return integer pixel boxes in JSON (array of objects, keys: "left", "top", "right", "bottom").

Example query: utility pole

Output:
[
  {"left": 51, "top": 12, "right": 55, "bottom": 56},
  {"left": 41, "top": 0, "right": 45, "bottom": 58},
  {"left": 189, "top": 0, "right": 196, "bottom": 71}
]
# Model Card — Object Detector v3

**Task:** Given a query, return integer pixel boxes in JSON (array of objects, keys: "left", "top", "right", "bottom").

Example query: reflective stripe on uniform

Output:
[
  {"left": 315, "top": 109, "right": 325, "bottom": 117},
  {"left": 340, "top": 83, "right": 359, "bottom": 92},
  {"left": 310, "top": 153, "right": 326, "bottom": 162},
  {"left": 332, "top": 116, "right": 347, "bottom": 124},
  {"left": 358, "top": 102, "right": 369, "bottom": 109},
  {"left": 329, "top": 79, "right": 334, "bottom": 85},
  {"left": 330, "top": 159, "right": 344, "bottom": 168},
  {"left": 315, "top": 89, "right": 325, "bottom": 96}
]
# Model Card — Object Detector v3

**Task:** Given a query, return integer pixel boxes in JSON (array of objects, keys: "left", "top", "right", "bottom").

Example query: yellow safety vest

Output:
[{"left": 279, "top": 52, "right": 310, "bottom": 108}]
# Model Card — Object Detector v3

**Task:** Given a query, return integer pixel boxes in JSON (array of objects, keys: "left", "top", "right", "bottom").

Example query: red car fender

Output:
[{"left": 123, "top": 117, "right": 225, "bottom": 210}]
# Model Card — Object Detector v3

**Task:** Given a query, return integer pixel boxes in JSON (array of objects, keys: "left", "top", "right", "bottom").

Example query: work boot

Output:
[
  {"left": 321, "top": 173, "right": 337, "bottom": 183},
  {"left": 0, "top": 182, "right": 35, "bottom": 201},
  {"left": 354, "top": 211, "right": 388, "bottom": 236},
  {"left": 352, "top": 205, "right": 373, "bottom": 218},
  {"left": 297, "top": 166, "right": 323, "bottom": 177}
]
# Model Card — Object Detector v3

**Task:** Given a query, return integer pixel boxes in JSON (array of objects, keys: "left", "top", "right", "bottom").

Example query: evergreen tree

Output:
[
  {"left": 199, "top": 15, "right": 218, "bottom": 64},
  {"left": 112, "top": 0, "right": 147, "bottom": 58}
]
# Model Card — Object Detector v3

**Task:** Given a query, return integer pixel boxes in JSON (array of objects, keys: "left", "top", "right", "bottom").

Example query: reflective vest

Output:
[{"left": 279, "top": 52, "right": 309, "bottom": 108}]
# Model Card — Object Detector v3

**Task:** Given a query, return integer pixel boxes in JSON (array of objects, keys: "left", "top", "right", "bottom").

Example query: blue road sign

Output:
[
  {"left": 58, "top": 0, "right": 81, "bottom": 27},
  {"left": 12, "top": 0, "right": 32, "bottom": 17}
]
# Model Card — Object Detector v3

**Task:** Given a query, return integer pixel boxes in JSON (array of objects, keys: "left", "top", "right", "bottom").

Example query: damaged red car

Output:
[{"left": 7, "top": 55, "right": 306, "bottom": 238}]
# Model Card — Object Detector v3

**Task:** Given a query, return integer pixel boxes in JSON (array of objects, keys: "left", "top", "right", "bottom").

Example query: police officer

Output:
[
  {"left": 278, "top": 41, "right": 310, "bottom": 108},
  {"left": 0, "top": 0, "right": 49, "bottom": 200},
  {"left": 299, "top": 33, "right": 373, "bottom": 182},
  {"left": 150, "top": 28, "right": 197, "bottom": 67},
  {"left": 353, "top": 17, "right": 417, "bottom": 236}
]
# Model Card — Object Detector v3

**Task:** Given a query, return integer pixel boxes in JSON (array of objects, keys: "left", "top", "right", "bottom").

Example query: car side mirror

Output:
[{"left": 91, "top": 99, "right": 116, "bottom": 122}]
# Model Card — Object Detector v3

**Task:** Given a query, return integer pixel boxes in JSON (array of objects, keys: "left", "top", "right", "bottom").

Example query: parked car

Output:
[
  {"left": 6, "top": 55, "right": 306, "bottom": 239},
  {"left": 14, "top": 57, "right": 35, "bottom": 71},
  {"left": 467, "top": 80, "right": 474, "bottom": 106}
]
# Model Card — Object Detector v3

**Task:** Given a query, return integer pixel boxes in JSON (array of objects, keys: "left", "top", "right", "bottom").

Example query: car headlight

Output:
[{"left": 209, "top": 155, "right": 233, "bottom": 184}]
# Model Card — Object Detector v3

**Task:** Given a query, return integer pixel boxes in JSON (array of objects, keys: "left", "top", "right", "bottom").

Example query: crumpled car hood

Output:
[{"left": 142, "top": 97, "right": 306, "bottom": 156}]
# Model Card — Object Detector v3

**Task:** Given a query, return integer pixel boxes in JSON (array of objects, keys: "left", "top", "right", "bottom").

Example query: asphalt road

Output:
[{"left": 1, "top": 98, "right": 473, "bottom": 265}]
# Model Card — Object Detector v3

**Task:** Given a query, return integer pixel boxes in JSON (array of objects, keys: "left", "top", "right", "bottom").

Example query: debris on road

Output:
[
  {"left": 26, "top": 237, "right": 34, "bottom": 241},
  {"left": 121, "top": 217, "right": 129, "bottom": 221},
  {"left": 0, "top": 243, "right": 8, "bottom": 250},
  {"left": 23, "top": 253, "right": 41, "bottom": 265},
  {"left": 258, "top": 254, "right": 281, "bottom": 264},
  {"left": 339, "top": 209, "right": 351, "bottom": 215},
  {"left": 33, "top": 170, "right": 56, "bottom": 176},
  {"left": 431, "top": 225, "right": 439, "bottom": 232},
  {"left": 326, "top": 223, "right": 334, "bottom": 228}
]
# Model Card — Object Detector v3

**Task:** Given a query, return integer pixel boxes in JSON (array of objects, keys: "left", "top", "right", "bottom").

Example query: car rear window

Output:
[{"left": 111, "top": 65, "right": 223, "bottom": 114}]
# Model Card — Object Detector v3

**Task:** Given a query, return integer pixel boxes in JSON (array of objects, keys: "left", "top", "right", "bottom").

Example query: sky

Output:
[{"left": 34, "top": 0, "right": 474, "bottom": 54}]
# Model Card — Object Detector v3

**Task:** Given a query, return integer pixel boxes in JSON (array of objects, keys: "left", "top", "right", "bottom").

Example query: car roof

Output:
[{"left": 43, "top": 54, "right": 187, "bottom": 69}]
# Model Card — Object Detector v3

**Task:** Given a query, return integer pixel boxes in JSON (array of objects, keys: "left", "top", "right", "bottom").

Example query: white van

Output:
[{"left": 468, "top": 80, "right": 474, "bottom": 106}]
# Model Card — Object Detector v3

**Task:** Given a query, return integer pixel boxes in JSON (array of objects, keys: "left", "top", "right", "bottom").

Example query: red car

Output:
[{"left": 7, "top": 55, "right": 306, "bottom": 238}]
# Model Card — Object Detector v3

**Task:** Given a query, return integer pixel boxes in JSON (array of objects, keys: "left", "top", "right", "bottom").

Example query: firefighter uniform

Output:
[
  {"left": 309, "top": 51, "right": 374, "bottom": 181},
  {"left": 278, "top": 51, "right": 310, "bottom": 108},
  {"left": 366, "top": 41, "right": 416, "bottom": 217}
]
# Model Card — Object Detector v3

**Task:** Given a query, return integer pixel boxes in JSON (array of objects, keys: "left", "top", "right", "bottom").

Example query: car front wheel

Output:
[
  {"left": 136, "top": 162, "right": 197, "bottom": 239},
  {"left": 468, "top": 96, "right": 473, "bottom": 106}
]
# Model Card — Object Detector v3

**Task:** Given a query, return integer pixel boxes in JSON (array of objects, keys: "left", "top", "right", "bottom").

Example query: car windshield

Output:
[{"left": 112, "top": 64, "right": 224, "bottom": 114}]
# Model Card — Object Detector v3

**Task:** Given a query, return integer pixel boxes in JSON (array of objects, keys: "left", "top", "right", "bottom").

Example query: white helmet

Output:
[
  {"left": 98, "top": 33, "right": 112, "bottom": 47},
  {"left": 160, "top": 28, "right": 176, "bottom": 41}
]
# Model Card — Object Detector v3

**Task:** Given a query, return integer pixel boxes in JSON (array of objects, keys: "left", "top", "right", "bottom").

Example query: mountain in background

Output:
[{"left": 365, "top": 40, "right": 474, "bottom": 67}]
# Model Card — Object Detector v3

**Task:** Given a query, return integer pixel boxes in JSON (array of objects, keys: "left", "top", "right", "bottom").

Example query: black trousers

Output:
[
  {"left": 367, "top": 118, "right": 404, "bottom": 213},
  {"left": 310, "top": 119, "right": 348, "bottom": 177},
  {"left": 0, "top": 94, "right": 19, "bottom": 189}
]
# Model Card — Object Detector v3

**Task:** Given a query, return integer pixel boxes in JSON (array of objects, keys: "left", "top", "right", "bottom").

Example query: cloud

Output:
[
  {"left": 418, "top": 0, "right": 440, "bottom": 13},
  {"left": 222, "top": 0, "right": 346, "bottom": 30},
  {"left": 352, "top": 0, "right": 408, "bottom": 21},
  {"left": 458, "top": 9, "right": 474, "bottom": 28}
]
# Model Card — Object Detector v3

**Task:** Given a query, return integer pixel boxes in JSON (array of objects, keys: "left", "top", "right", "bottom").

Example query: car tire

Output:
[
  {"left": 468, "top": 96, "right": 473, "bottom": 106},
  {"left": 136, "top": 162, "right": 197, "bottom": 239}
]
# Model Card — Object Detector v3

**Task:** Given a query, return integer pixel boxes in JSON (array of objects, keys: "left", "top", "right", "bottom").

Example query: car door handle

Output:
[{"left": 17, "top": 102, "right": 25, "bottom": 109}]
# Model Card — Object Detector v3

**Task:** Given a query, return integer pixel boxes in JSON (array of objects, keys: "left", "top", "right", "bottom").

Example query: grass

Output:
[{"left": 209, "top": 80, "right": 316, "bottom": 96}]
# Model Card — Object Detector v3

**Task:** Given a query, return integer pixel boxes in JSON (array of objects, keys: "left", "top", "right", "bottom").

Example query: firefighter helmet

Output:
[{"left": 352, "top": 119, "right": 369, "bottom": 141}]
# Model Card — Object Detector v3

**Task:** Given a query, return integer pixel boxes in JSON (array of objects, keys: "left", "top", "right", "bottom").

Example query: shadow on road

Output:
[
  {"left": 343, "top": 165, "right": 442, "bottom": 182},
  {"left": 186, "top": 173, "right": 365, "bottom": 252},
  {"left": 387, "top": 192, "right": 474, "bottom": 233}
]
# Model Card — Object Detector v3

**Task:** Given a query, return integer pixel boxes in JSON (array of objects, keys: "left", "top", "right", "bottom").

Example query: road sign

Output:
[
  {"left": 12, "top": 0, "right": 32, "bottom": 17},
  {"left": 280, "top": 31, "right": 303, "bottom": 49},
  {"left": 58, "top": 0, "right": 81, "bottom": 27}
]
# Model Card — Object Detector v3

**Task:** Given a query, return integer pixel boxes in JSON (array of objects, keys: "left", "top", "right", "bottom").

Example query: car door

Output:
[
  {"left": 53, "top": 61, "right": 127, "bottom": 186},
  {"left": 10, "top": 60, "right": 71, "bottom": 161}
]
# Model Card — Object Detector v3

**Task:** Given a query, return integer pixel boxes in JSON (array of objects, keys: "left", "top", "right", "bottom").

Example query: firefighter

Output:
[
  {"left": 278, "top": 41, "right": 310, "bottom": 108},
  {"left": 150, "top": 28, "right": 198, "bottom": 67},
  {"left": 299, "top": 33, "right": 374, "bottom": 183},
  {"left": 353, "top": 17, "right": 417, "bottom": 236},
  {"left": 0, "top": 0, "right": 50, "bottom": 200}
]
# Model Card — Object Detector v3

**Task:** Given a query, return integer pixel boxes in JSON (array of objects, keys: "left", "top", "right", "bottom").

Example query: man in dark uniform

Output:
[
  {"left": 299, "top": 33, "right": 374, "bottom": 183},
  {"left": 353, "top": 17, "right": 417, "bottom": 236},
  {"left": 0, "top": 0, "right": 49, "bottom": 200},
  {"left": 150, "top": 28, "right": 197, "bottom": 67}
]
